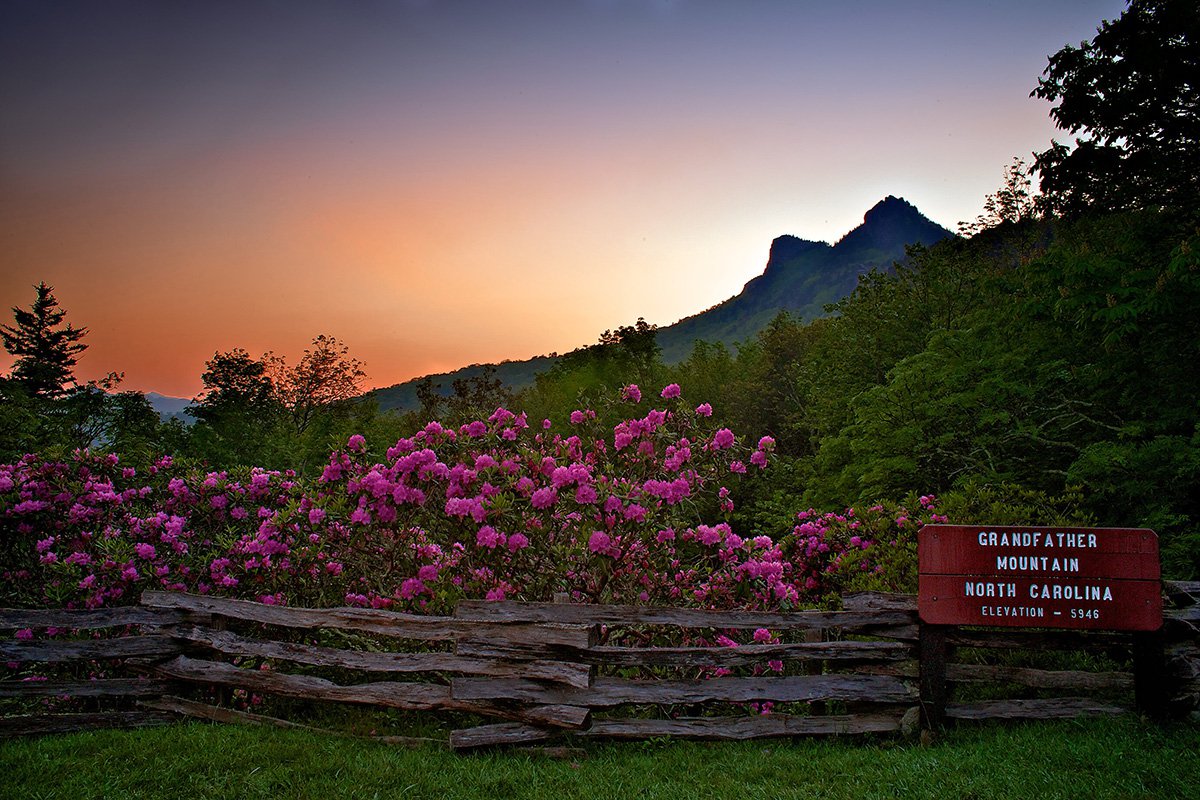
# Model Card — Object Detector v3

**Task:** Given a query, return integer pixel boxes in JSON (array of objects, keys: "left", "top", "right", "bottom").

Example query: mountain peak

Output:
[
  {"left": 864, "top": 194, "right": 917, "bottom": 221},
  {"left": 834, "top": 196, "right": 951, "bottom": 258},
  {"left": 765, "top": 234, "right": 830, "bottom": 271}
]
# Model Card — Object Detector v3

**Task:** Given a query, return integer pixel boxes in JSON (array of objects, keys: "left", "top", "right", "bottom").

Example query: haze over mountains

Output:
[
  {"left": 145, "top": 392, "right": 192, "bottom": 422},
  {"left": 368, "top": 196, "right": 952, "bottom": 414}
]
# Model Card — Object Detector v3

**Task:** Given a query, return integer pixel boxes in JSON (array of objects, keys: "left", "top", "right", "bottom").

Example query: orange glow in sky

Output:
[{"left": 0, "top": 1, "right": 1127, "bottom": 398}]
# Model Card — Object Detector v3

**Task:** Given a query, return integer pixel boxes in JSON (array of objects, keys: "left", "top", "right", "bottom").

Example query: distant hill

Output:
[
  {"left": 370, "top": 357, "right": 556, "bottom": 414},
  {"left": 370, "top": 196, "right": 952, "bottom": 413},
  {"left": 146, "top": 391, "right": 193, "bottom": 423}
]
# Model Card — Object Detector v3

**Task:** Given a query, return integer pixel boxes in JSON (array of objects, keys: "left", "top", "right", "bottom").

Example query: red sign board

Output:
[{"left": 918, "top": 525, "right": 1162, "bottom": 631}]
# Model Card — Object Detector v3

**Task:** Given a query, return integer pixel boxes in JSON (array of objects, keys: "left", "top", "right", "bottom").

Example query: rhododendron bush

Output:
[{"left": 1, "top": 386, "right": 942, "bottom": 613}]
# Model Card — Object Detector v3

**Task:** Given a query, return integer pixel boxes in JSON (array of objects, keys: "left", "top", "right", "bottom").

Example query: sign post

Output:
[{"left": 917, "top": 525, "right": 1164, "bottom": 725}]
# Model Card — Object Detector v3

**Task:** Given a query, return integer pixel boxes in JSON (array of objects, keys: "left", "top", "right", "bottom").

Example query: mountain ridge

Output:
[{"left": 369, "top": 197, "right": 952, "bottom": 413}]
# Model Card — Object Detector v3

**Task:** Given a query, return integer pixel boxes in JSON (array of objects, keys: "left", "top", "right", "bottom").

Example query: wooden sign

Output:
[{"left": 918, "top": 525, "right": 1162, "bottom": 630}]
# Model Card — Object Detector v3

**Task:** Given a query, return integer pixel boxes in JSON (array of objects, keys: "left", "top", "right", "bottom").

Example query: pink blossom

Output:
[
  {"left": 530, "top": 487, "right": 558, "bottom": 509},
  {"left": 711, "top": 428, "right": 735, "bottom": 450},
  {"left": 695, "top": 402, "right": 713, "bottom": 417},
  {"left": 488, "top": 407, "right": 516, "bottom": 425},
  {"left": 695, "top": 525, "right": 723, "bottom": 546},
  {"left": 476, "top": 525, "right": 506, "bottom": 549},
  {"left": 588, "top": 531, "right": 615, "bottom": 556},
  {"left": 660, "top": 383, "right": 681, "bottom": 399},
  {"left": 623, "top": 503, "right": 647, "bottom": 523},
  {"left": 550, "top": 466, "right": 573, "bottom": 488},
  {"left": 621, "top": 384, "right": 642, "bottom": 403},
  {"left": 444, "top": 496, "right": 486, "bottom": 522}
]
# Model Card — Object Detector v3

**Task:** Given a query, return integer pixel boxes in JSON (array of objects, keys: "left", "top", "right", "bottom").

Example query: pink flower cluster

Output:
[{"left": 1, "top": 385, "right": 941, "bottom": 617}]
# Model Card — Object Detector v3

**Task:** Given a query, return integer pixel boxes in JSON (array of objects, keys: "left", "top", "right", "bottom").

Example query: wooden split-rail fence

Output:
[{"left": 1, "top": 584, "right": 1197, "bottom": 750}]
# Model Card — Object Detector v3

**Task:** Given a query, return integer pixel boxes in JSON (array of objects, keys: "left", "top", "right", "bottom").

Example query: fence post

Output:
[
  {"left": 919, "top": 623, "right": 949, "bottom": 732},
  {"left": 1133, "top": 629, "right": 1168, "bottom": 719}
]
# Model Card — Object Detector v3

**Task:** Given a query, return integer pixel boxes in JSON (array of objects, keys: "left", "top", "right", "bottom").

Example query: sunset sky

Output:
[{"left": 1, "top": 0, "right": 1127, "bottom": 398}]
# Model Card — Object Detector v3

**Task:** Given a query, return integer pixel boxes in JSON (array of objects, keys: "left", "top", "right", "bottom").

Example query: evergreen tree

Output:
[{"left": 1, "top": 283, "right": 88, "bottom": 398}]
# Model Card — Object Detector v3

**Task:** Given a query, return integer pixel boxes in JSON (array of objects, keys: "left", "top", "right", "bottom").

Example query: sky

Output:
[{"left": 0, "top": 0, "right": 1129, "bottom": 398}]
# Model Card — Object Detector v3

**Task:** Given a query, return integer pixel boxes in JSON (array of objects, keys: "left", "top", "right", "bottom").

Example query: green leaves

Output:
[{"left": 1032, "top": 0, "right": 1200, "bottom": 216}]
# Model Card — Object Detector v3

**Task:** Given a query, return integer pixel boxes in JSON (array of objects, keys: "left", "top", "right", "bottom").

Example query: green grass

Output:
[{"left": 2, "top": 716, "right": 1197, "bottom": 800}]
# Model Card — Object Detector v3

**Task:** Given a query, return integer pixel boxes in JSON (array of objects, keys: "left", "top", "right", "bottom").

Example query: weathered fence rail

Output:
[{"left": 1, "top": 582, "right": 1196, "bottom": 749}]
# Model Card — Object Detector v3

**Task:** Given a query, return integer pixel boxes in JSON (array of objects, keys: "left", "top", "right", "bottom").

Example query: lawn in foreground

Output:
[{"left": 2, "top": 715, "right": 1197, "bottom": 800}]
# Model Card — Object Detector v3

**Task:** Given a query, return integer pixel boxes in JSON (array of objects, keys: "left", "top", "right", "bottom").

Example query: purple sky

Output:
[{"left": 1, "top": 0, "right": 1128, "bottom": 396}]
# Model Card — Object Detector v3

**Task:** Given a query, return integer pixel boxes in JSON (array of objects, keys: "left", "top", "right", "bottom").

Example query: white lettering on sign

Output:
[
  {"left": 1028, "top": 584, "right": 1114, "bottom": 601},
  {"left": 995, "top": 555, "right": 1080, "bottom": 573},
  {"left": 963, "top": 581, "right": 1016, "bottom": 598},
  {"left": 980, "top": 605, "right": 1046, "bottom": 618},
  {"left": 976, "top": 531, "right": 1098, "bottom": 549}
]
